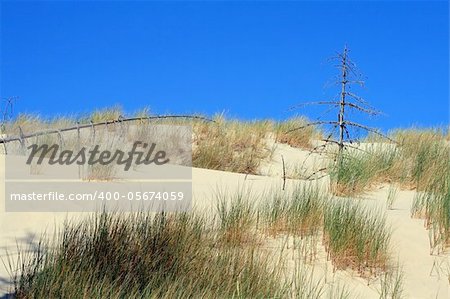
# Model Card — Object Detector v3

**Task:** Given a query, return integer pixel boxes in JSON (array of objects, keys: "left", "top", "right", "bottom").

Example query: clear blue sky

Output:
[{"left": 1, "top": 0, "right": 448, "bottom": 131}]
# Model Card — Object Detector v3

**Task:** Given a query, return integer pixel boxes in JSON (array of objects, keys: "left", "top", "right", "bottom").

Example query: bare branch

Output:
[
  {"left": 344, "top": 80, "right": 365, "bottom": 86},
  {"left": 285, "top": 121, "right": 340, "bottom": 134},
  {"left": 289, "top": 101, "right": 339, "bottom": 111},
  {"left": 345, "top": 91, "right": 372, "bottom": 107},
  {"left": 343, "top": 126, "right": 352, "bottom": 142},
  {"left": 295, "top": 124, "right": 338, "bottom": 174},
  {"left": 344, "top": 121, "right": 397, "bottom": 143},
  {"left": 345, "top": 102, "right": 381, "bottom": 116},
  {"left": 320, "top": 139, "right": 370, "bottom": 154},
  {"left": 301, "top": 167, "right": 329, "bottom": 181}
]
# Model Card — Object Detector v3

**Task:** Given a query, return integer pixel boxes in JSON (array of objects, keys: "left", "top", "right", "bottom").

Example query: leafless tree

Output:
[{"left": 289, "top": 46, "right": 393, "bottom": 179}]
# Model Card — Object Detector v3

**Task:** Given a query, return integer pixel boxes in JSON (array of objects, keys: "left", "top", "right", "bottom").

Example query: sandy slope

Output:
[{"left": 0, "top": 143, "right": 449, "bottom": 298}]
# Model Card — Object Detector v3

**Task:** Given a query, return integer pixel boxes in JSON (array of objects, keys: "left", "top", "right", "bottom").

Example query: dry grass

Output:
[
  {"left": 3, "top": 114, "right": 76, "bottom": 137},
  {"left": 2, "top": 110, "right": 322, "bottom": 176},
  {"left": 192, "top": 116, "right": 273, "bottom": 174},
  {"left": 392, "top": 129, "right": 449, "bottom": 190},
  {"left": 276, "top": 117, "right": 320, "bottom": 149},
  {"left": 386, "top": 129, "right": 450, "bottom": 251},
  {"left": 88, "top": 106, "right": 123, "bottom": 123}
]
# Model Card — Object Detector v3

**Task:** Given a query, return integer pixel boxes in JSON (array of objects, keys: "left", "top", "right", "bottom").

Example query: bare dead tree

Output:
[{"left": 289, "top": 46, "right": 394, "bottom": 179}]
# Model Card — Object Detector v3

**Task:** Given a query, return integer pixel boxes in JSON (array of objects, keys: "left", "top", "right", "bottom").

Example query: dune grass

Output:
[
  {"left": 192, "top": 116, "right": 273, "bottom": 174},
  {"left": 9, "top": 206, "right": 363, "bottom": 298},
  {"left": 134, "top": 113, "right": 275, "bottom": 174},
  {"left": 1, "top": 109, "right": 325, "bottom": 176},
  {"left": 323, "top": 199, "right": 391, "bottom": 276},
  {"left": 11, "top": 211, "right": 288, "bottom": 298},
  {"left": 261, "top": 184, "right": 326, "bottom": 237},
  {"left": 389, "top": 129, "right": 450, "bottom": 251},
  {"left": 215, "top": 187, "right": 258, "bottom": 246},
  {"left": 329, "top": 129, "right": 450, "bottom": 251},
  {"left": 290, "top": 259, "right": 355, "bottom": 299},
  {"left": 412, "top": 170, "right": 450, "bottom": 252},
  {"left": 393, "top": 129, "right": 449, "bottom": 190},
  {"left": 3, "top": 114, "right": 76, "bottom": 136},
  {"left": 8, "top": 185, "right": 386, "bottom": 298},
  {"left": 82, "top": 162, "right": 117, "bottom": 181},
  {"left": 260, "top": 184, "right": 392, "bottom": 276},
  {"left": 330, "top": 128, "right": 449, "bottom": 197},
  {"left": 86, "top": 106, "right": 124, "bottom": 123},
  {"left": 276, "top": 117, "right": 320, "bottom": 149},
  {"left": 329, "top": 145, "right": 402, "bottom": 196}
]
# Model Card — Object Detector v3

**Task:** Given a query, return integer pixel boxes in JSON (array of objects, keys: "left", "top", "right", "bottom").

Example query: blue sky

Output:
[{"left": 1, "top": 0, "right": 448, "bottom": 131}]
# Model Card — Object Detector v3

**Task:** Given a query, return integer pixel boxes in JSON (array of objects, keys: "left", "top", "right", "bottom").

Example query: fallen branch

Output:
[{"left": 0, "top": 115, "right": 213, "bottom": 144}]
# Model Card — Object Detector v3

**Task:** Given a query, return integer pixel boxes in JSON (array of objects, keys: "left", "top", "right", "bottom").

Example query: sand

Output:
[{"left": 0, "top": 143, "right": 449, "bottom": 298}]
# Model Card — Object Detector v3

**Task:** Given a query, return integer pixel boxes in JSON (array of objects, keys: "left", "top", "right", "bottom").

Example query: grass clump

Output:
[
  {"left": 215, "top": 188, "right": 258, "bottom": 246},
  {"left": 396, "top": 129, "right": 450, "bottom": 251},
  {"left": 3, "top": 114, "right": 77, "bottom": 138},
  {"left": 323, "top": 199, "right": 391, "bottom": 276},
  {"left": 262, "top": 184, "right": 326, "bottom": 237},
  {"left": 412, "top": 170, "right": 450, "bottom": 252},
  {"left": 276, "top": 117, "right": 319, "bottom": 149},
  {"left": 331, "top": 128, "right": 448, "bottom": 196},
  {"left": 89, "top": 106, "right": 123, "bottom": 123},
  {"left": 393, "top": 129, "right": 449, "bottom": 190},
  {"left": 192, "top": 116, "right": 272, "bottom": 174},
  {"left": 329, "top": 152, "right": 374, "bottom": 196},
  {"left": 11, "top": 211, "right": 285, "bottom": 298},
  {"left": 329, "top": 145, "right": 401, "bottom": 196}
]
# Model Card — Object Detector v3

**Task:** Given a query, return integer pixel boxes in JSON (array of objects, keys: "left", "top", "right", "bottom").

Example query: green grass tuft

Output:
[{"left": 323, "top": 199, "right": 391, "bottom": 276}]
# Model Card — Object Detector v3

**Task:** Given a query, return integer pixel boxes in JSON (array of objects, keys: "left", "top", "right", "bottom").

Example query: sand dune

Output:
[{"left": 0, "top": 142, "right": 449, "bottom": 298}]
